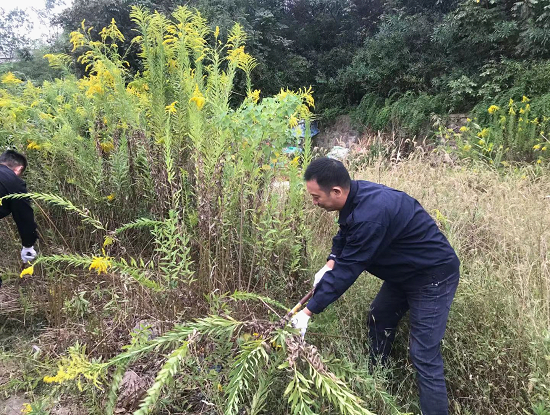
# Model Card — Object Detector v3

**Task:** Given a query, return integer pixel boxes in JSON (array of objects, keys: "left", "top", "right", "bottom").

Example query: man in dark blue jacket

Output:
[
  {"left": 0, "top": 150, "right": 38, "bottom": 274},
  {"left": 292, "top": 157, "right": 459, "bottom": 415}
]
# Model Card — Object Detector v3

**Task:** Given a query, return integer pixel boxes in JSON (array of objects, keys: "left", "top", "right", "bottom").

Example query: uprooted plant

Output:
[{"left": 40, "top": 291, "right": 405, "bottom": 415}]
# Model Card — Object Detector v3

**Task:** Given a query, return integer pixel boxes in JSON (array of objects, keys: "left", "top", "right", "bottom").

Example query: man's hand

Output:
[
  {"left": 313, "top": 262, "right": 334, "bottom": 287},
  {"left": 21, "top": 246, "right": 37, "bottom": 263},
  {"left": 290, "top": 309, "right": 311, "bottom": 338}
]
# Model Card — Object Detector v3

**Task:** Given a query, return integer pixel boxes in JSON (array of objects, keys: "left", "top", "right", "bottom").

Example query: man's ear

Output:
[
  {"left": 13, "top": 165, "right": 24, "bottom": 176},
  {"left": 331, "top": 186, "right": 343, "bottom": 197}
]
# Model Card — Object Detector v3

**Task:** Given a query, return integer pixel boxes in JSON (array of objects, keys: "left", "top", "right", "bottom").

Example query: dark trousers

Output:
[{"left": 368, "top": 270, "right": 459, "bottom": 415}]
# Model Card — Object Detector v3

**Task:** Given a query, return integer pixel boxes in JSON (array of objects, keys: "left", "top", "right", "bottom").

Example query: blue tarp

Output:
[{"left": 294, "top": 120, "right": 319, "bottom": 138}]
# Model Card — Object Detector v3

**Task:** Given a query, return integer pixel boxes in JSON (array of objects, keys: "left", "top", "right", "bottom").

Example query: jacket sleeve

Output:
[
  {"left": 327, "top": 228, "right": 345, "bottom": 261},
  {"left": 9, "top": 181, "right": 38, "bottom": 247},
  {"left": 307, "top": 221, "right": 387, "bottom": 314}
]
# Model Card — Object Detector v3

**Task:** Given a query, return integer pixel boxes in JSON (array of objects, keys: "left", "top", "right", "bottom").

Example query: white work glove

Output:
[
  {"left": 313, "top": 265, "right": 332, "bottom": 287},
  {"left": 21, "top": 246, "right": 37, "bottom": 263},
  {"left": 290, "top": 309, "right": 311, "bottom": 338}
]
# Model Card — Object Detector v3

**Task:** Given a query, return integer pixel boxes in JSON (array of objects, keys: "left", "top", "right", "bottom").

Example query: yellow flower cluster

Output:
[
  {"left": 27, "top": 141, "right": 41, "bottom": 150},
  {"left": 1, "top": 72, "right": 23, "bottom": 85},
  {"left": 99, "top": 19, "right": 125, "bottom": 43},
  {"left": 477, "top": 128, "right": 490, "bottom": 139},
  {"left": 189, "top": 84, "right": 205, "bottom": 110},
  {"left": 69, "top": 30, "right": 86, "bottom": 52},
  {"left": 20, "top": 265, "right": 34, "bottom": 278},
  {"left": 289, "top": 114, "right": 298, "bottom": 128},
  {"left": 89, "top": 255, "right": 112, "bottom": 274},
  {"left": 248, "top": 89, "right": 260, "bottom": 103},
  {"left": 165, "top": 101, "right": 177, "bottom": 114},
  {"left": 43, "top": 345, "right": 103, "bottom": 391},
  {"left": 99, "top": 141, "right": 114, "bottom": 153},
  {"left": 487, "top": 105, "right": 499, "bottom": 114}
]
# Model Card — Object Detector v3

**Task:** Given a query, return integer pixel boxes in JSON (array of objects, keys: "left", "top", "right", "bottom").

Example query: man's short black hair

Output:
[
  {"left": 0, "top": 150, "right": 28, "bottom": 172},
  {"left": 304, "top": 157, "right": 350, "bottom": 193}
]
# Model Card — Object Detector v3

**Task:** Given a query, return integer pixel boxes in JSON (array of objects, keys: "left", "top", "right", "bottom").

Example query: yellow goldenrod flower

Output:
[
  {"left": 1, "top": 72, "right": 23, "bottom": 85},
  {"left": 165, "top": 101, "right": 177, "bottom": 114},
  {"left": 537, "top": 159, "right": 542, "bottom": 164},
  {"left": 21, "top": 403, "right": 32, "bottom": 414},
  {"left": 478, "top": 139, "right": 485, "bottom": 145},
  {"left": 20, "top": 265, "right": 34, "bottom": 278},
  {"left": 291, "top": 156, "right": 300, "bottom": 167},
  {"left": 533, "top": 144, "right": 541, "bottom": 150},
  {"left": 289, "top": 114, "right": 298, "bottom": 128},
  {"left": 248, "top": 89, "right": 260, "bottom": 103},
  {"left": 466, "top": 118, "right": 472, "bottom": 122},
  {"left": 261, "top": 164, "right": 271, "bottom": 171},
  {"left": 167, "top": 59, "right": 177, "bottom": 71},
  {"left": 100, "top": 141, "right": 114, "bottom": 153},
  {"left": 278, "top": 88, "right": 290, "bottom": 100},
  {"left": 227, "top": 46, "right": 245, "bottom": 64},
  {"left": 69, "top": 31, "right": 85, "bottom": 51},
  {"left": 542, "top": 147, "right": 547, "bottom": 151},
  {"left": 519, "top": 108, "right": 525, "bottom": 114},
  {"left": 106, "top": 193, "right": 115, "bottom": 201},
  {"left": 509, "top": 107, "right": 516, "bottom": 115},
  {"left": 189, "top": 85, "right": 205, "bottom": 110},
  {"left": 103, "top": 236, "right": 114, "bottom": 247},
  {"left": 522, "top": 95, "right": 530, "bottom": 103},
  {"left": 487, "top": 105, "right": 499, "bottom": 114},
  {"left": 463, "top": 144, "right": 471, "bottom": 151},
  {"left": 477, "top": 128, "right": 489, "bottom": 139},
  {"left": 459, "top": 126, "right": 469, "bottom": 132},
  {"left": 27, "top": 141, "right": 41, "bottom": 150},
  {"left": 214, "top": 26, "right": 220, "bottom": 39},
  {"left": 89, "top": 256, "right": 112, "bottom": 274},
  {"left": 509, "top": 98, "right": 514, "bottom": 106}
]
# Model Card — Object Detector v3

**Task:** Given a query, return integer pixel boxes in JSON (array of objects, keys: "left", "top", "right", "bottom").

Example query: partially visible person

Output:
[{"left": 0, "top": 150, "right": 38, "bottom": 275}]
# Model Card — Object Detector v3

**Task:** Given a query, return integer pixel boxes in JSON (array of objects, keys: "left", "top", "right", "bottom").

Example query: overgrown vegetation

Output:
[{"left": 1, "top": 4, "right": 550, "bottom": 415}]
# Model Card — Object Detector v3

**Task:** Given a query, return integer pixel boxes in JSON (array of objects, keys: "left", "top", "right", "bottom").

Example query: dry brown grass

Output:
[{"left": 305, "top": 156, "right": 550, "bottom": 414}]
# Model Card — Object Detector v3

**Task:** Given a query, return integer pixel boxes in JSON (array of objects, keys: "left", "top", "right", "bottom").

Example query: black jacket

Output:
[
  {"left": 0, "top": 164, "right": 38, "bottom": 247},
  {"left": 307, "top": 180, "right": 460, "bottom": 314}
]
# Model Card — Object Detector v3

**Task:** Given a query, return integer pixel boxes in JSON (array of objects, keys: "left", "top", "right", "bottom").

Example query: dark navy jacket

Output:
[
  {"left": 0, "top": 164, "right": 38, "bottom": 247},
  {"left": 307, "top": 180, "right": 460, "bottom": 314}
]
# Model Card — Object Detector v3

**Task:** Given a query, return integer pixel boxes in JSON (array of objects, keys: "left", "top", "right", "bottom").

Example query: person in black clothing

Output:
[
  {"left": 0, "top": 150, "right": 38, "bottom": 272},
  {"left": 291, "top": 157, "right": 459, "bottom": 415}
]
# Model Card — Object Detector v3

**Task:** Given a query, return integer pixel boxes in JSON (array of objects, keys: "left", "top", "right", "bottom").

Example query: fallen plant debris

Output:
[{"left": 38, "top": 292, "right": 398, "bottom": 415}]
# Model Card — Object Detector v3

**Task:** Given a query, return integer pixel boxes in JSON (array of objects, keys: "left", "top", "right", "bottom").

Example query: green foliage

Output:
[
  {"left": 351, "top": 92, "right": 446, "bottom": 137},
  {"left": 134, "top": 341, "right": 191, "bottom": 415},
  {"left": 43, "top": 308, "right": 385, "bottom": 415},
  {"left": 452, "top": 97, "right": 550, "bottom": 165}
]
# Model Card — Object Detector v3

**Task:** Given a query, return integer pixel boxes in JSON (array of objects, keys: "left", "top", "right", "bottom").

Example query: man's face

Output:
[{"left": 306, "top": 180, "right": 342, "bottom": 211}]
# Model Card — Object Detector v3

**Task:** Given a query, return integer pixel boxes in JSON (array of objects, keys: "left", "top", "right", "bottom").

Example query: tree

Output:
[{"left": 0, "top": 8, "right": 33, "bottom": 62}]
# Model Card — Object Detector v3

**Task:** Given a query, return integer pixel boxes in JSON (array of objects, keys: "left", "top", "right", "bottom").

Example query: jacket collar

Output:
[
  {"left": 338, "top": 180, "right": 358, "bottom": 225},
  {"left": 0, "top": 164, "right": 15, "bottom": 176}
]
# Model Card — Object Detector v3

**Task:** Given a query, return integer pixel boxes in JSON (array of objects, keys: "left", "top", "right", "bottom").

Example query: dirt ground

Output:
[{"left": 0, "top": 394, "right": 28, "bottom": 415}]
